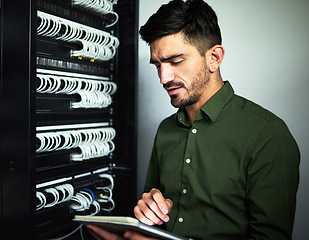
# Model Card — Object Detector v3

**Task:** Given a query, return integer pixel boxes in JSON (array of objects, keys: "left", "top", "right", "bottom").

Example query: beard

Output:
[
  {"left": 169, "top": 84, "right": 200, "bottom": 108},
  {"left": 164, "top": 64, "right": 209, "bottom": 108}
]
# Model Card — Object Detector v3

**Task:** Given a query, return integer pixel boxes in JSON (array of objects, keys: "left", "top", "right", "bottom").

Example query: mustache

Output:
[{"left": 163, "top": 81, "right": 185, "bottom": 89}]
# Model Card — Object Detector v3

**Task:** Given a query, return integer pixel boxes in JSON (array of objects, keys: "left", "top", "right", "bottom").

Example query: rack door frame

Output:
[{"left": 0, "top": 0, "right": 37, "bottom": 239}]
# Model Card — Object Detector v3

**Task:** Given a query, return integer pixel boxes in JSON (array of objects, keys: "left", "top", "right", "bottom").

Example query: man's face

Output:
[{"left": 150, "top": 32, "right": 210, "bottom": 108}]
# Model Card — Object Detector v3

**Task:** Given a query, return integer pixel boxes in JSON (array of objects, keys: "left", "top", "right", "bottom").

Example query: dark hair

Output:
[{"left": 139, "top": 0, "right": 222, "bottom": 55}]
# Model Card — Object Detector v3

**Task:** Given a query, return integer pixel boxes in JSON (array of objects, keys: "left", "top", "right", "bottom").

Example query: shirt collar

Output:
[{"left": 176, "top": 81, "right": 234, "bottom": 125}]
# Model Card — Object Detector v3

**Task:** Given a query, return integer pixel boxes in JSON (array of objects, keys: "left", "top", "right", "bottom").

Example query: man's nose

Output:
[{"left": 159, "top": 64, "right": 174, "bottom": 85}]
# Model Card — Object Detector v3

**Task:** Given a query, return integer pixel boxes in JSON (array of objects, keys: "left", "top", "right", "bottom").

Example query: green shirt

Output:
[{"left": 144, "top": 81, "right": 300, "bottom": 240}]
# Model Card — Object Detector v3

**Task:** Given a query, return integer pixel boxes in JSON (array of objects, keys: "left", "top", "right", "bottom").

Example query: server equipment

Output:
[{"left": 0, "top": 0, "right": 138, "bottom": 239}]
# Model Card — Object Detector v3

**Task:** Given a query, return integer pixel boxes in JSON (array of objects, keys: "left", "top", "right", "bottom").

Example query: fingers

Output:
[
  {"left": 134, "top": 188, "right": 173, "bottom": 226},
  {"left": 152, "top": 190, "right": 169, "bottom": 215},
  {"left": 134, "top": 203, "right": 161, "bottom": 225},
  {"left": 86, "top": 224, "right": 125, "bottom": 240}
]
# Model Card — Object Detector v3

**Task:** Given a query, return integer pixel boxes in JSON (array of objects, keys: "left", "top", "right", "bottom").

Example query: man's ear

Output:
[{"left": 206, "top": 45, "right": 225, "bottom": 73}]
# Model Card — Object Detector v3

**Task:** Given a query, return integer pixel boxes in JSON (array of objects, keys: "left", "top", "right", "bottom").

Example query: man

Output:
[{"left": 87, "top": 0, "right": 300, "bottom": 239}]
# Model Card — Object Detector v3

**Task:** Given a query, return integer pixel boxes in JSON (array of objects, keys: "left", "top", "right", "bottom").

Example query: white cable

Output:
[
  {"left": 90, "top": 200, "right": 101, "bottom": 215},
  {"left": 36, "top": 192, "right": 47, "bottom": 210},
  {"left": 70, "top": 194, "right": 88, "bottom": 211},
  {"left": 106, "top": 11, "right": 118, "bottom": 28},
  {"left": 56, "top": 184, "right": 74, "bottom": 203},
  {"left": 98, "top": 173, "right": 114, "bottom": 190},
  {"left": 55, "top": 185, "right": 67, "bottom": 204},
  {"left": 97, "top": 186, "right": 113, "bottom": 202},
  {"left": 99, "top": 197, "right": 115, "bottom": 212},
  {"left": 44, "top": 188, "right": 60, "bottom": 208}
]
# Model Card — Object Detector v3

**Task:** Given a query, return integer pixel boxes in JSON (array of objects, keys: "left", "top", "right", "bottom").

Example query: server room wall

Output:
[
  {"left": 0, "top": 0, "right": 138, "bottom": 239},
  {"left": 137, "top": 1, "right": 309, "bottom": 240}
]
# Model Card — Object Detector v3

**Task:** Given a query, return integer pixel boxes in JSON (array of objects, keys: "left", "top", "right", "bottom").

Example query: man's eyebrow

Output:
[{"left": 150, "top": 53, "right": 184, "bottom": 64}]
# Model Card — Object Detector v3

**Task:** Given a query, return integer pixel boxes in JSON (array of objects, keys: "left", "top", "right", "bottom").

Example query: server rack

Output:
[{"left": 0, "top": 0, "right": 138, "bottom": 239}]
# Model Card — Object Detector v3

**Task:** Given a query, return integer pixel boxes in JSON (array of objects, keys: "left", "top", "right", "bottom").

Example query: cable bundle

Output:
[
  {"left": 36, "top": 173, "right": 115, "bottom": 213},
  {"left": 36, "top": 183, "right": 74, "bottom": 210},
  {"left": 72, "top": 91, "right": 112, "bottom": 109},
  {"left": 72, "top": 0, "right": 119, "bottom": 27},
  {"left": 37, "top": 73, "right": 117, "bottom": 109},
  {"left": 71, "top": 189, "right": 101, "bottom": 216},
  {"left": 36, "top": 173, "right": 116, "bottom": 240},
  {"left": 37, "top": 11, "right": 119, "bottom": 61},
  {"left": 96, "top": 173, "right": 115, "bottom": 211},
  {"left": 36, "top": 127, "right": 116, "bottom": 161},
  {"left": 71, "top": 140, "right": 115, "bottom": 161},
  {"left": 70, "top": 174, "right": 115, "bottom": 214}
]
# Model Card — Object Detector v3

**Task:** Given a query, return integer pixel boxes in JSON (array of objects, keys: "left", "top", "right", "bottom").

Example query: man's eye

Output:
[{"left": 171, "top": 61, "right": 182, "bottom": 66}]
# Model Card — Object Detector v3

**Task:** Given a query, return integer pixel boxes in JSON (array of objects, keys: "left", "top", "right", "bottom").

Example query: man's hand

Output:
[
  {"left": 86, "top": 224, "right": 159, "bottom": 240},
  {"left": 134, "top": 188, "right": 173, "bottom": 226}
]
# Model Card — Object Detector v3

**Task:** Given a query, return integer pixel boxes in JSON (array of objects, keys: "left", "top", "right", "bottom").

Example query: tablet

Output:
[{"left": 74, "top": 215, "right": 191, "bottom": 240}]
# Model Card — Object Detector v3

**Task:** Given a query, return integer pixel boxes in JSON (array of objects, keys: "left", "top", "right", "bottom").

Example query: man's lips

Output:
[
  {"left": 163, "top": 82, "right": 185, "bottom": 96},
  {"left": 166, "top": 86, "right": 182, "bottom": 96}
]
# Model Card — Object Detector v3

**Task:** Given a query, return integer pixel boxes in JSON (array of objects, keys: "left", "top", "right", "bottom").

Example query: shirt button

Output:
[
  {"left": 182, "top": 189, "right": 187, "bottom": 194},
  {"left": 192, "top": 129, "right": 197, "bottom": 134},
  {"left": 178, "top": 217, "right": 184, "bottom": 223},
  {"left": 185, "top": 158, "right": 191, "bottom": 164}
]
